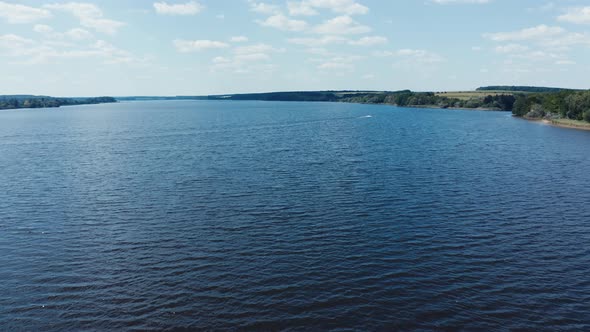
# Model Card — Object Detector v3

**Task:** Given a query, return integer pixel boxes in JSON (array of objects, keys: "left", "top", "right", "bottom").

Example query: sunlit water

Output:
[{"left": 1, "top": 101, "right": 590, "bottom": 330}]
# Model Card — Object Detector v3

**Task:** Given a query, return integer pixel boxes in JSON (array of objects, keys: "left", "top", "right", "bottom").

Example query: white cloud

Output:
[
  {"left": 289, "top": 0, "right": 368, "bottom": 15},
  {"left": 0, "top": 33, "right": 141, "bottom": 65},
  {"left": 88, "top": 40, "right": 137, "bottom": 64},
  {"left": 396, "top": 49, "right": 445, "bottom": 63},
  {"left": 512, "top": 50, "right": 562, "bottom": 62},
  {"left": 348, "top": 36, "right": 387, "bottom": 46},
  {"left": 33, "top": 24, "right": 54, "bottom": 35},
  {"left": 431, "top": 0, "right": 490, "bottom": 4},
  {"left": 213, "top": 56, "right": 230, "bottom": 64},
  {"left": 287, "top": 35, "right": 347, "bottom": 46},
  {"left": 314, "top": 16, "right": 370, "bottom": 35},
  {"left": 0, "top": 34, "right": 35, "bottom": 54},
  {"left": 211, "top": 43, "right": 281, "bottom": 74},
  {"left": 234, "top": 43, "right": 283, "bottom": 55},
  {"left": 173, "top": 39, "right": 230, "bottom": 52},
  {"left": 44, "top": 3, "right": 125, "bottom": 34},
  {"left": 315, "top": 55, "right": 363, "bottom": 71},
  {"left": 66, "top": 28, "right": 93, "bottom": 40},
  {"left": 33, "top": 24, "right": 93, "bottom": 41},
  {"left": 484, "top": 25, "right": 564, "bottom": 42},
  {"left": 384, "top": 49, "right": 445, "bottom": 64},
  {"left": 494, "top": 43, "right": 529, "bottom": 54},
  {"left": 235, "top": 53, "right": 271, "bottom": 62},
  {"left": 484, "top": 25, "right": 590, "bottom": 52},
  {"left": 249, "top": 1, "right": 281, "bottom": 15},
  {"left": 287, "top": 1, "right": 318, "bottom": 16},
  {"left": 258, "top": 14, "right": 308, "bottom": 31},
  {"left": 230, "top": 36, "right": 249, "bottom": 43},
  {"left": 153, "top": 1, "right": 204, "bottom": 15},
  {"left": 0, "top": 2, "right": 51, "bottom": 24},
  {"left": 318, "top": 61, "right": 353, "bottom": 70},
  {"left": 556, "top": 60, "right": 576, "bottom": 65},
  {"left": 558, "top": 7, "right": 590, "bottom": 25},
  {"left": 540, "top": 32, "right": 590, "bottom": 48}
]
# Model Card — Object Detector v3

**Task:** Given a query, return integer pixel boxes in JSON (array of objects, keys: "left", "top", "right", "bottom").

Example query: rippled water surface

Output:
[{"left": 1, "top": 101, "right": 590, "bottom": 331}]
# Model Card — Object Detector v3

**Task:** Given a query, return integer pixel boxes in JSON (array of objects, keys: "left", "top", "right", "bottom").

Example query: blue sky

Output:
[{"left": 0, "top": 0, "right": 589, "bottom": 96}]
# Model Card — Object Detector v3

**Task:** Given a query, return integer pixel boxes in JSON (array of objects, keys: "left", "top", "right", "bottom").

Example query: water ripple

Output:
[{"left": 1, "top": 101, "right": 590, "bottom": 330}]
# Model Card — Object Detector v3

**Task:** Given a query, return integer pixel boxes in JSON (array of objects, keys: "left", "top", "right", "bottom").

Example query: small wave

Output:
[{"left": 361, "top": 115, "right": 373, "bottom": 118}]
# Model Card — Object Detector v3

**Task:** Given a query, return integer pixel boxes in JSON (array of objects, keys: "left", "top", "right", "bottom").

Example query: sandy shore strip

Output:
[{"left": 521, "top": 116, "right": 590, "bottom": 131}]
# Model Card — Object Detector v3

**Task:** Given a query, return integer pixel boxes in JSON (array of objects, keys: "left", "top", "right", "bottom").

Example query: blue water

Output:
[{"left": 1, "top": 101, "right": 590, "bottom": 330}]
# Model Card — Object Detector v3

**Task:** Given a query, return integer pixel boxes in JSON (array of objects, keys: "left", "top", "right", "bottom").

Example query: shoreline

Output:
[
  {"left": 338, "top": 101, "right": 504, "bottom": 112},
  {"left": 520, "top": 116, "right": 590, "bottom": 131},
  {"left": 404, "top": 104, "right": 502, "bottom": 112}
]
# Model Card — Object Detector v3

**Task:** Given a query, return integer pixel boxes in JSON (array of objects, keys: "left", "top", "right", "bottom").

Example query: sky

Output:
[{"left": 0, "top": 0, "right": 589, "bottom": 96}]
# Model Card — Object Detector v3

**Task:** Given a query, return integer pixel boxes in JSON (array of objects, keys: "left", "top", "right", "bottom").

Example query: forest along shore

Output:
[
  {"left": 4, "top": 86, "right": 590, "bottom": 132},
  {"left": 0, "top": 95, "right": 116, "bottom": 110}
]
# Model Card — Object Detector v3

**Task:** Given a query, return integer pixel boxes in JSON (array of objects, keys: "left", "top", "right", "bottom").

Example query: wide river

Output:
[{"left": 1, "top": 101, "right": 590, "bottom": 330}]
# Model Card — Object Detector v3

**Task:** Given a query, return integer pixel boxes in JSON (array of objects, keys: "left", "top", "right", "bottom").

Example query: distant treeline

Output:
[
  {"left": 477, "top": 86, "right": 578, "bottom": 93},
  {"left": 210, "top": 91, "right": 517, "bottom": 111},
  {"left": 116, "top": 96, "right": 209, "bottom": 101},
  {"left": 512, "top": 90, "right": 590, "bottom": 122},
  {"left": 208, "top": 91, "right": 387, "bottom": 102},
  {"left": 0, "top": 95, "right": 116, "bottom": 110},
  {"left": 339, "top": 91, "right": 516, "bottom": 111}
]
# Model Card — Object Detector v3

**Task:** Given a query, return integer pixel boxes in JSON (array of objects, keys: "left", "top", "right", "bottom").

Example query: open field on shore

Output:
[{"left": 435, "top": 91, "right": 523, "bottom": 100}]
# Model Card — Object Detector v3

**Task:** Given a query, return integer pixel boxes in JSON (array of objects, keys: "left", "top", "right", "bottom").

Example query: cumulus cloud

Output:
[
  {"left": 558, "top": 7, "right": 590, "bottom": 25},
  {"left": 315, "top": 55, "right": 363, "bottom": 71},
  {"left": 431, "top": 0, "right": 490, "bottom": 4},
  {"left": 153, "top": 1, "right": 204, "bottom": 15},
  {"left": 555, "top": 60, "right": 576, "bottom": 65},
  {"left": 67, "top": 28, "right": 94, "bottom": 40},
  {"left": 34, "top": 24, "right": 93, "bottom": 41},
  {"left": 173, "top": 39, "right": 230, "bottom": 52},
  {"left": 248, "top": 1, "right": 281, "bottom": 15},
  {"left": 0, "top": 1, "right": 51, "bottom": 24},
  {"left": 494, "top": 43, "right": 529, "bottom": 54},
  {"left": 288, "top": 0, "right": 368, "bottom": 16},
  {"left": 483, "top": 25, "right": 586, "bottom": 66},
  {"left": 234, "top": 43, "right": 284, "bottom": 55},
  {"left": 287, "top": 1, "right": 318, "bottom": 16},
  {"left": 287, "top": 35, "right": 348, "bottom": 46},
  {"left": 44, "top": 2, "right": 125, "bottom": 34},
  {"left": 348, "top": 36, "right": 387, "bottom": 46},
  {"left": 375, "top": 49, "right": 445, "bottom": 65},
  {"left": 257, "top": 14, "right": 308, "bottom": 31},
  {"left": 0, "top": 34, "right": 36, "bottom": 54},
  {"left": 230, "top": 36, "right": 249, "bottom": 43},
  {"left": 0, "top": 33, "right": 141, "bottom": 65},
  {"left": 313, "top": 15, "right": 370, "bottom": 35},
  {"left": 211, "top": 43, "right": 281, "bottom": 74},
  {"left": 396, "top": 49, "right": 444, "bottom": 63},
  {"left": 484, "top": 24, "right": 590, "bottom": 50},
  {"left": 484, "top": 25, "right": 564, "bottom": 42},
  {"left": 288, "top": 35, "right": 384, "bottom": 48}
]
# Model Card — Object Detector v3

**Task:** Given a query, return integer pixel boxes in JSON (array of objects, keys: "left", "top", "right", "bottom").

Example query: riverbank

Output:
[
  {"left": 522, "top": 116, "right": 590, "bottom": 131},
  {"left": 404, "top": 104, "right": 502, "bottom": 112},
  {"left": 0, "top": 96, "right": 117, "bottom": 110}
]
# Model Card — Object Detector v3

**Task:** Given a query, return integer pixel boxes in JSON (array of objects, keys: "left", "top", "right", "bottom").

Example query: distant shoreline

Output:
[
  {"left": 403, "top": 104, "right": 502, "bottom": 112},
  {"left": 0, "top": 96, "right": 116, "bottom": 111}
]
